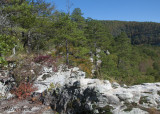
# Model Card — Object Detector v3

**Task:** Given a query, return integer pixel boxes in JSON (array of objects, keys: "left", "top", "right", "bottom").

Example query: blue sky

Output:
[{"left": 46, "top": 0, "right": 160, "bottom": 22}]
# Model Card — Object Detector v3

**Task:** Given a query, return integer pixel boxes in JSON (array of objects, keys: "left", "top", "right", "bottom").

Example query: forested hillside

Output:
[
  {"left": 1, "top": 0, "right": 160, "bottom": 85},
  {"left": 100, "top": 20, "right": 160, "bottom": 45}
]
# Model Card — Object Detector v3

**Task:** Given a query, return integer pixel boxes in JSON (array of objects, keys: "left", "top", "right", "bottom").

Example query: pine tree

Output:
[
  {"left": 54, "top": 14, "right": 87, "bottom": 65},
  {"left": 85, "top": 19, "right": 111, "bottom": 77},
  {"left": 1, "top": 0, "right": 55, "bottom": 53},
  {"left": 71, "top": 8, "right": 86, "bottom": 30},
  {"left": 115, "top": 32, "right": 132, "bottom": 76}
]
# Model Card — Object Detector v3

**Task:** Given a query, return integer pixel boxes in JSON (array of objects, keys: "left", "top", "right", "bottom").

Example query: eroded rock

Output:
[{"left": 34, "top": 66, "right": 160, "bottom": 114}]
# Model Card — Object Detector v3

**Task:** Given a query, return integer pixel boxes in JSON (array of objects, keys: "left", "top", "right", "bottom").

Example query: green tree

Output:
[
  {"left": 1, "top": 0, "right": 55, "bottom": 53},
  {"left": 0, "top": 34, "right": 17, "bottom": 64},
  {"left": 85, "top": 19, "right": 111, "bottom": 77},
  {"left": 115, "top": 32, "right": 133, "bottom": 76},
  {"left": 33, "top": 0, "right": 55, "bottom": 16},
  {"left": 71, "top": 8, "right": 85, "bottom": 30},
  {"left": 54, "top": 14, "right": 87, "bottom": 65},
  {"left": 1, "top": 0, "right": 36, "bottom": 52}
]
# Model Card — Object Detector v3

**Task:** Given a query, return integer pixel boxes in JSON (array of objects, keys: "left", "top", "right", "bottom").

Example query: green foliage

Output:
[
  {"left": 71, "top": 8, "right": 86, "bottom": 29},
  {"left": 54, "top": 15, "right": 86, "bottom": 45},
  {"left": 3, "top": 0, "right": 36, "bottom": 28},
  {"left": 48, "top": 83, "right": 55, "bottom": 92},
  {"left": 85, "top": 19, "right": 111, "bottom": 50},
  {"left": 53, "top": 14, "right": 88, "bottom": 65},
  {"left": 85, "top": 19, "right": 112, "bottom": 77},
  {"left": 100, "top": 31, "right": 160, "bottom": 85},
  {"left": 101, "top": 54, "right": 118, "bottom": 76},
  {"left": 0, "top": 34, "right": 17, "bottom": 64},
  {"left": 71, "top": 57, "right": 93, "bottom": 77},
  {"left": 100, "top": 20, "right": 160, "bottom": 45}
]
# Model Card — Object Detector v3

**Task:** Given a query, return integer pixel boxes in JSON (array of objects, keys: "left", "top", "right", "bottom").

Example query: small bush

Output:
[
  {"left": 34, "top": 54, "right": 63, "bottom": 72},
  {"left": 34, "top": 55, "right": 51, "bottom": 63},
  {"left": 13, "top": 56, "right": 42, "bottom": 84},
  {"left": 70, "top": 57, "right": 92, "bottom": 77},
  {"left": 48, "top": 83, "right": 55, "bottom": 92},
  {"left": 11, "top": 82, "right": 37, "bottom": 99}
]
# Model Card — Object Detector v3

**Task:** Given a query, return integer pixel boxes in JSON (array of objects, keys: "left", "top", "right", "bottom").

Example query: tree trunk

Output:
[
  {"left": 66, "top": 39, "right": 69, "bottom": 65},
  {"left": 94, "top": 42, "right": 98, "bottom": 72},
  {"left": 27, "top": 30, "right": 32, "bottom": 53}
]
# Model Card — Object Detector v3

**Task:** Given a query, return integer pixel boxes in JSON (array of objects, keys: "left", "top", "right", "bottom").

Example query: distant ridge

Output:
[{"left": 98, "top": 20, "right": 160, "bottom": 45}]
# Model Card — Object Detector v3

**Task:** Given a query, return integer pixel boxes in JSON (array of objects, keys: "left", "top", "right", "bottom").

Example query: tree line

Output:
[{"left": 100, "top": 20, "right": 160, "bottom": 45}]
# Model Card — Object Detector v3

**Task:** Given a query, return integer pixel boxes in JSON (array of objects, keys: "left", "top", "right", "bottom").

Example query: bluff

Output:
[{"left": 0, "top": 63, "right": 160, "bottom": 114}]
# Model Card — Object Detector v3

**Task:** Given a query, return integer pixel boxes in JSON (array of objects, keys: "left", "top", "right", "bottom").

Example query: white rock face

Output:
[
  {"left": 35, "top": 65, "right": 85, "bottom": 93},
  {"left": 0, "top": 82, "right": 14, "bottom": 99},
  {"left": 34, "top": 65, "right": 160, "bottom": 113},
  {"left": 0, "top": 70, "right": 14, "bottom": 99},
  {"left": 0, "top": 82, "right": 6, "bottom": 96}
]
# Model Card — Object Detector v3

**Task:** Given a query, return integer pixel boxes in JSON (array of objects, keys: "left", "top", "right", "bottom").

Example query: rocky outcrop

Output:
[
  {"left": 0, "top": 70, "right": 15, "bottom": 99},
  {"left": 34, "top": 66, "right": 160, "bottom": 114},
  {"left": 1, "top": 64, "right": 160, "bottom": 114}
]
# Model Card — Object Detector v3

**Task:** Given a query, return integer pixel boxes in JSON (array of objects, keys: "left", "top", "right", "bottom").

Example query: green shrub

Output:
[{"left": 0, "top": 34, "right": 17, "bottom": 65}]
